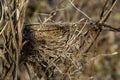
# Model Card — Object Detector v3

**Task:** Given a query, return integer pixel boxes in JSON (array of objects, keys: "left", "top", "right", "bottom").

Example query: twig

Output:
[
  {"left": 0, "top": 22, "right": 8, "bottom": 35},
  {"left": 99, "top": 0, "right": 118, "bottom": 23},
  {"left": 68, "top": 19, "right": 88, "bottom": 45},
  {"left": 85, "top": 29, "right": 101, "bottom": 53},
  {"left": 0, "top": 0, "right": 4, "bottom": 24},
  {"left": 68, "top": 0, "right": 91, "bottom": 20},
  {"left": 85, "top": 0, "right": 118, "bottom": 53},
  {"left": 86, "top": 52, "right": 118, "bottom": 66}
]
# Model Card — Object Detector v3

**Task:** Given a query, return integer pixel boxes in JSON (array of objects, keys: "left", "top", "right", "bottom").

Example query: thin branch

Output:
[
  {"left": 86, "top": 52, "right": 118, "bottom": 66},
  {"left": 68, "top": 0, "right": 91, "bottom": 20},
  {"left": 68, "top": 19, "right": 88, "bottom": 45},
  {"left": 0, "top": 0, "right": 4, "bottom": 24},
  {"left": 0, "top": 22, "right": 8, "bottom": 35},
  {"left": 85, "top": 29, "right": 101, "bottom": 53},
  {"left": 99, "top": 0, "right": 118, "bottom": 23}
]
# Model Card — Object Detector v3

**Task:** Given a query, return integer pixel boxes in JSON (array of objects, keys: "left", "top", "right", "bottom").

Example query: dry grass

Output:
[
  {"left": 0, "top": 0, "right": 120, "bottom": 80},
  {"left": 0, "top": 0, "right": 28, "bottom": 79}
]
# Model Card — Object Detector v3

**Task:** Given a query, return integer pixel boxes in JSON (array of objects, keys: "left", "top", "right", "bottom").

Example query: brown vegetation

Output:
[{"left": 0, "top": 0, "right": 120, "bottom": 80}]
